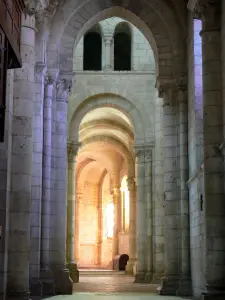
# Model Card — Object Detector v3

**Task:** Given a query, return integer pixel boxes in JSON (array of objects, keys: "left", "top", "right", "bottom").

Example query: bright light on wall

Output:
[
  {"left": 106, "top": 202, "right": 114, "bottom": 238},
  {"left": 124, "top": 189, "right": 130, "bottom": 231}
]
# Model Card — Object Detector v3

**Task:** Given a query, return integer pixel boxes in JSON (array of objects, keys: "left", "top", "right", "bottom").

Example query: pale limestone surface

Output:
[
  {"left": 1, "top": 1, "right": 225, "bottom": 300},
  {"left": 48, "top": 294, "right": 190, "bottom": 300}
]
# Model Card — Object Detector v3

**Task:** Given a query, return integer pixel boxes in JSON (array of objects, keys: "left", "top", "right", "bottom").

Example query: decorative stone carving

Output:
[
  {"left": 134, "top": 148, "right": 145, "bottom": 163},
  {"left": 187, "top": 0, "right": 220, "bottom": 29},
  {"left": 45, "top": 69, "right": 59, "bottom": 85},
  {"left": 35, "top": 62, "right": 46, "bottom": 74},
  {"left": 56, "top": 78, "right": 72, "bottom": 97},
  {"left": 134, "top": 145, "right": 153, "bottom": 163},
  {"left": 126, "top": 177, "right": 135, "bottom": 191}
]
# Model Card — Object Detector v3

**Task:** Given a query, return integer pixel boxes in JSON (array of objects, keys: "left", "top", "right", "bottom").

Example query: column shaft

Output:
[
  {"left": 134, "top": 148, "right": 146, "bottom": 283},
  {"left": 112, "top": 187, "right": 120, "bottom": 260},
  {"left": 152, "top": 96, "right": 165, "bottom": 284},
  {"left": 29, "top": 63, "right": 45, "bottom": 292},
  {"left": 104, "top": 36, "right": 112, "bottom": 71},
  {"left": 41, "top": 81, "right": 53, "bottom": 272},
  {"left": 145, "top": 149, "right": 153, "bottom": 283},
  {"left": 176, "top": 88, "right": 192, "bottom": 296},
  {"left": 51, "top": 78, "right": 73, "bottom": 294},
  {"left": 67, "top": 142, "right": 79, "bottom": 282},
  {"left": 157, "top": 87, "right": 180, "bottom": 295},
  {"left": 125, "top": 178, "right": 136, "bottom": 274},
  {"left": 7, "top": 13, "right": 35, "bottom": 299},
  {"left": 200, "top": 3, "right": 225, "bottom": 297}
]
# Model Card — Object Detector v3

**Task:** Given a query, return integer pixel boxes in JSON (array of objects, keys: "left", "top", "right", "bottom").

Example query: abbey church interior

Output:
[{"left": 0, "top": 1, "right": 225, "bottom": 300}]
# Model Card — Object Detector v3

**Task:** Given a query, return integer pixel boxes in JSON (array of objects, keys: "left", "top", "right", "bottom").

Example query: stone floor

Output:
[{"left": 44, "top": 274, "right": 192, "bottom": 300}]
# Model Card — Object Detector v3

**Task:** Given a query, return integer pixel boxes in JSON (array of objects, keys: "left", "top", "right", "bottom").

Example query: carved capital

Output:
[
  {"left": 134, "top": 148, "right": 145, "bottom": 164},
  {"left": 36, "top": 9, "right": 50, "bottom": 32},
  {"left": 67, "top": 141, "right": 80, "bottom": 161},
  {"left": 35, "top": 62, "right": 46, "bottom": 74},
  {"left": 188, "top": 0, "right": 221, "bottom": 30},
  {"left": 145, "top": 148, "right": 152, "bottom": 162},
  {"left": 56, "top": 72, "right": 75, "bottom": 100},
  {"left": 127, "top": 177, "right": 135, "bottom": 191},
  {"left": 176, "top": 83, "right": 188, "bottom": 103},
  {"left": 45, "top": 68, "right": 59, "bottom": 85},
  {"left": 155, "top": 76, "right": 176, "bottom": 104},
  {"left": 56, "top": 78, "right": 70, "bottom": 98},
  {"left": 134, "top": 144, "right": 153, "bottom": 163}
]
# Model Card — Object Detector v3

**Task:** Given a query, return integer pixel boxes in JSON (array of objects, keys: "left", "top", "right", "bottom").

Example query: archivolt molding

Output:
[
  {"left": 79, "top": 119, "right": 134, "bottom": 140},
  {"left": 47, "top": 1, "right": 186, "bottom": 80},
  {"left": 76, "top": 149, "right": 118, "bottom": 176},
  {"left": 69, "top": 94, "right": 146, "bottom": 144},
  {"left": 80, "top": 135, "right": 135, "bottom": 177},
  {"left": 76, "top": 158, "right": 94, "bottom": 183}
]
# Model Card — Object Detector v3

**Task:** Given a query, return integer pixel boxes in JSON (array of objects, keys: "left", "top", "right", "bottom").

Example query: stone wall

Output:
[
  {"left": 187, "top": 14, "right": 204, "bottom": 299},
  {"left": 73, "top": 17, "right": 155, "bottom": 72},
  {"left": 68, "top": 73, "right": 156, "bottom": 144},
  {"left": 0, "top": 70, "right": 14, "bottom": 299}
]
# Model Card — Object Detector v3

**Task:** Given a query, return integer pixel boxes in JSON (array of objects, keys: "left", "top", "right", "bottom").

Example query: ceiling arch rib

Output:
[
  {"left": 80, "top": 135, "right": 135, "bottom": 177},
  {"left": 78, "top": 160, "right": 106, "bottom": 185},
  {"left": 79, "top": 119, "right": 134, "bottom": 141},
  {"left": 69, "top": 94, "right": 145, "bottom": 145}
]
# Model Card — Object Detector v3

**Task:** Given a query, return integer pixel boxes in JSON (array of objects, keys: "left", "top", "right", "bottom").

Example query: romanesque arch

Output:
[
  {"left": 80, "top": 135, "right": 135, "bottom": 178},
  {"left": 47, "top": 2, "right": 186, "bottom": 81},
  {"left": 69, "top": 93, "right": 146, "bottom": 145}
]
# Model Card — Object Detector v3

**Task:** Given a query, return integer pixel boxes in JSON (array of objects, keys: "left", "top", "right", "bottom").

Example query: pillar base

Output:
[
  {"left": 125, "top": 259, "right": 135, "bottom": 275},
  {"left": 6, "top": 291, "right": 30, "bottom": 300},
  {"left": 134, "top": 272, "right": 146, "bottom": 283},
  {"left": 201, "top": 293, "right": 225, "bottom": 300},
  {"left": 201, "top": 286, "right": 225, "bottom": 300},
  {"left": 157, "top": 274, "right": 179, "bottom": 296},
  {"left": 40, "top": 268, "right": 55, "bottom": 296},
  {"left": 30, "top": 279, "right": 42, "bottom": 296},
  {"left": 151, "top": 273, "right": 163, "bottom": 284},
  {"left": 145, "top": 272, "right": 153, "bottom": 283},
  {"left": 54, "top": 268, "right": 73, "bottom": 295},
  {"left": 68, "top": 262, "right": 79, "bottom": 283},
  {"left": 176, "top": 274, "right": 192, "bottom": 297}
]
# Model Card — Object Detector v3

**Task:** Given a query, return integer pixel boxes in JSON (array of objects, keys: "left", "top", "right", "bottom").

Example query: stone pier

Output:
[
  {"left": 7, "top": 12, "right": 35, "bottom": 299},
  {"left": 67, "top": 141, "right": 79, "bottom": 283}
]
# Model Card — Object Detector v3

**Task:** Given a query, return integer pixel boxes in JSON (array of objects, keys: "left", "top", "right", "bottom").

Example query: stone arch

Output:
[
  {"left": 47, "top": 3, "right": 186, "bottom": 80},
  {"left": 79, "top": 119, "right": 134, "bottom": 141},
  {"left": 69, "top": 93, "right": 145, "bottom": 145},
  {"left": 80, "top": 135, "right": 135, "bottom": 178},
  {"left": 77, "top": 151, "right": 117, "bottom": 177}
]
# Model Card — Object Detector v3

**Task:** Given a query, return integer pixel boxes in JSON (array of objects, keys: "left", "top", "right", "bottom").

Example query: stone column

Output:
[
  {"left": 152, "top": 95, "right": 165, "bottom": 284},
  {"left": 134, "top": 147, "right": 146, "bottom": 283},
  {"left": 176, "top": 86, "right": 192, "bottom": 296},
  {"left": 39, "top": 71, "right": 58, "bottom": 291},
  {"left": 7, "top": 12, "right": 35, "bottom": 299},
  {"left": 198, "top": 2, "right": 225, "bottom": 298},
  {"left": 120, "top": 187, "right": 125, "bottom": 232},
  {"left": 112, "top": 185, "right": 120, "bottom": 260},
  {"left": 67, "top": 141, "right": 80, "bottom": 283},
  {"left": 156, "top": 83, "right": 180, "bottom": 295},
  {"left": 144, "top": 147, "right": 153, "bottom": 283},
  {"left": 51, "top": 76, "right": 73, "bottom": 294},
  {"left": 104, "top": 35, "right": 113, "bottom": 71},
  {"left": 125, "top": 177, "right": 136, "bottom": 274},
  {"left": 29, "top": 62, "right": 46, "bottom": 293}
]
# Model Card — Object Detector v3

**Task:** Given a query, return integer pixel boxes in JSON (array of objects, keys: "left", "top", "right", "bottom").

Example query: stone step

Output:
[{"left": 79, "top": 269, "right": 130, "bottom": 276}]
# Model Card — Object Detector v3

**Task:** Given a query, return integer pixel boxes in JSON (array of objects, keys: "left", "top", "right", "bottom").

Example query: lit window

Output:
[{"left": 106, "top": 202, "right": 114, "bottom": 238}]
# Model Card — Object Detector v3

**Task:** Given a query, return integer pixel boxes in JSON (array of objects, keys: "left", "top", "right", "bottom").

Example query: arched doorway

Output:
[{"left": 74, "top": 105, "right": 135, "bottom": 269}]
